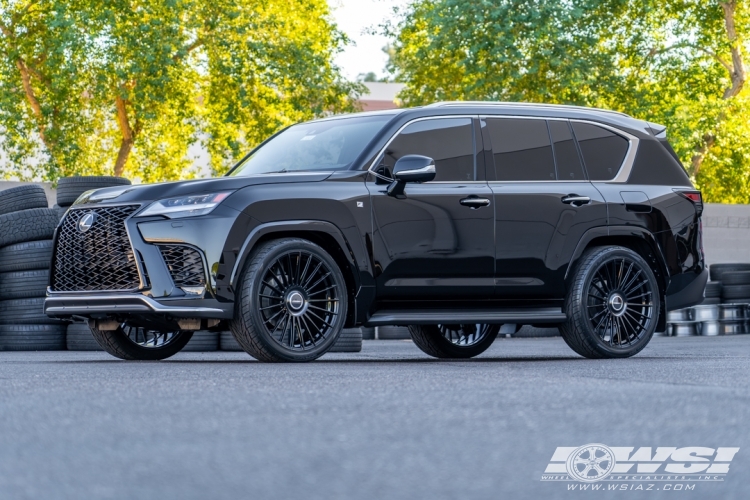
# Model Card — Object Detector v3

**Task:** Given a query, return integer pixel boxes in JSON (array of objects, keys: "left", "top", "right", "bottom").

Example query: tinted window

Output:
[
  {"left": 486, "top": 118, "right": 556, "bottom": 181},
  {"left": 231, "top": 115, "right": 391, "bottom": 176},
  {"left": 549, "top": 120, "right": 586, "bottom": 180},
  {"left": 381, "top": 118, "right": 474, "bottom": 182},
  {"left": 571, "top": 122, "right": 629, "bottom": 181}
]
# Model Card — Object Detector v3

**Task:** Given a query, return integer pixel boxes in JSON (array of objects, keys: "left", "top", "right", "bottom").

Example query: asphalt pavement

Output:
[{"left": 1, "top": 336, "right": 749, "bottom": 500}]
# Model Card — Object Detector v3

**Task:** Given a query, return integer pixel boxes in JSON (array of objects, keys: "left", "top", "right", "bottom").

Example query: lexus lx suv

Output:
[{"left": 45, "top": 102, "right": 707, "bottom": 362}]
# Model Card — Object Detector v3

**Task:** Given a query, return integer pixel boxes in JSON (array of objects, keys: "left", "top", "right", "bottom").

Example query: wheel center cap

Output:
[
  {"left": 608, "top": 294, "right": 626, "bottom": 316},
  {"left": 287, "top": 291, "right": 306, "bottom": 314}
]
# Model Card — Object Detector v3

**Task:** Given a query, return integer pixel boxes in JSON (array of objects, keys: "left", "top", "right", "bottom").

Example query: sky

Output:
[{"left": 328, "top": 0, "right": 411, "bottom": 81}]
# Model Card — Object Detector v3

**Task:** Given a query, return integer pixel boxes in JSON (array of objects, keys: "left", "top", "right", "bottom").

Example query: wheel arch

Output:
[
  {"left": 230, "top": 221, "right": 360, "bottom": 327},
  {"left": 566, "top": 226, "right": 670, "bottom": 332}
]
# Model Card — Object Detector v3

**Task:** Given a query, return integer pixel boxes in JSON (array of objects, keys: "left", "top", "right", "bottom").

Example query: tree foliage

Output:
[
  {"left": 387, "top": 0, "right": 749, "bottom": 203},
  {"left": 0, "top": 0, "right": 362, "bottom": 182}
]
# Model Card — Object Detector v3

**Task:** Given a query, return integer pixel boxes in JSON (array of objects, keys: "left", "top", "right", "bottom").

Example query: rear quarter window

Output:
[{"left": 571, "top": 122, "right": 629, "bottom": 181}]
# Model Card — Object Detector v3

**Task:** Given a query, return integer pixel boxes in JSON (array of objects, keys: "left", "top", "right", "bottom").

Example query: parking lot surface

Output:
[{"left": 1, "top": 336, "right": 749, "bottom": 499}]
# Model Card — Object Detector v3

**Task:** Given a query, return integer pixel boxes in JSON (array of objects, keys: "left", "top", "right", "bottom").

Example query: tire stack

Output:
[
  {"left": 182, "top": 330, "right": 219, "bottom": 352},
  {"left": 0, "top": 185, "right": 65, "bottom": 351},
  {"left": 328, "top": 327, "right": 363, "bottom": 352},
  {"left": 55, "top": 176, "right": 132, "bottom": 351},
  {"left": 377, "top": 326, "right": 411, "bottom": 339}
]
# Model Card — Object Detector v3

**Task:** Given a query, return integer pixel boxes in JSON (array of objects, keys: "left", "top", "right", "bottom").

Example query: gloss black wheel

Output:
[
  {"left": 409, "top": 323, "right": 499, "bottom": 358},
  {"left": 561, "top": 246, "right": 660, "bottom": 359},
  {"left": 89, "top": 323, "right": 193, "bottom": 360},
  {"left": 230, "top": 238, "right": 347, "bottom": 362}
]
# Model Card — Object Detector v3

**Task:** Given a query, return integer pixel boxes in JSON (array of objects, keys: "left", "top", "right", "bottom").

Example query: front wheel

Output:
[
  {"left": 229, "top": 238, "right": 348, "bottom": 362},
  {"left": 409, "top": 324, "right": 499, "bottom": 359},
  {"left": 561, "top": 246, "right": 661, "bottom": 359},
  {"left": 89, "top": 323, "right": 193, "bottom": 360}
]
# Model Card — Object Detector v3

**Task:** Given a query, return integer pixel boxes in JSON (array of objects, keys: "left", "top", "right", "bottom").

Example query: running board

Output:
[{"left": 365, "top": 308, "right": 566, "bottom": 327}]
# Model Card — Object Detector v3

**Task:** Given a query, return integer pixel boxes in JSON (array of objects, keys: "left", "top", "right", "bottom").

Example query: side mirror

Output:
[{"left": 387, "top": 155, "right": 436, "bottom": 198}]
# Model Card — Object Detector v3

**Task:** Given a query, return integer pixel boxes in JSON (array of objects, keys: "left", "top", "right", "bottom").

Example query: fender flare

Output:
[
  {"left": 565, "top": 225, "right": 671, "bottom": 290},
  {"left": 229, "top": 220, "right": 359, "bottom": 288}
]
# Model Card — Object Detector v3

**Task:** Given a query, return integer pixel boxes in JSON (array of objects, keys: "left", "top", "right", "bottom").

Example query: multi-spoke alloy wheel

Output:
[
  {"left": 561, "top": 246, "right": 661, "bottom": 359},
  {"left": 88, "top": 323, "right": 193, "bottom": 360},
  {"left": 230, "top": 238, "right": 347, "bottom": 362},
  {"left": 409, "top": 323, "right": 499, "bottom": 358}
]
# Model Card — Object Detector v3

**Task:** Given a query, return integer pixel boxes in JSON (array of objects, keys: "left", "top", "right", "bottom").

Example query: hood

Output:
[{"left": 73, "top": 171, "right": 333, "bottom": 206}]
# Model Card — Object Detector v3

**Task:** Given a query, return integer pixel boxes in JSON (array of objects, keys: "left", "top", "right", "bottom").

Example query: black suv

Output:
[{"left": 45, "top": 102, "right": 707, "bottom": 362}]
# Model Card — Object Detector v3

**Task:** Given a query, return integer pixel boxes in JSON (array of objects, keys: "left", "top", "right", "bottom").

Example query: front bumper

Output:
[{"left": 44, "top": 293, "right": 233, "bottom": 319}]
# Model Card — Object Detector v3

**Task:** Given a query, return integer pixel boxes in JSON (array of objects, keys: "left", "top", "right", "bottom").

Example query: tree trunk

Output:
[
  {"left": 692, "top": 1, "right": 746, "bottom": 174},
  {"left": 114, "top": 94, "right": 134, "bottom": 177},
  {"left": 15, "top": 58, "right": 54, "bottom": 152}
]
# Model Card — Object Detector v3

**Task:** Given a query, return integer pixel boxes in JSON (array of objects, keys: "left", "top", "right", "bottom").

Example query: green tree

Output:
[
  {"left": 0, "top": 0, "right": 362, "bottom": 182},
  {"left": 387, "top": 0, "right": 749, "bottom": 203}
]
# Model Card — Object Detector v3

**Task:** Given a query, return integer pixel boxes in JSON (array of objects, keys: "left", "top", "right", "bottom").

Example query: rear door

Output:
[
  {"left": 483, "top": 116, "right": 608, "bottom": 298},
  {"left": 366, "top": 116, "right": 495, "bottom": 299}
]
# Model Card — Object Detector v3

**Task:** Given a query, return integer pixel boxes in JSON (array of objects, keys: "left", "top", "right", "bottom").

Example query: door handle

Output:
[
  {"left": 561, "top": 195, "right": 591, "bottom": 207},
  {"left": 459, "top": 197, "right": 491, "bottom": 209}
]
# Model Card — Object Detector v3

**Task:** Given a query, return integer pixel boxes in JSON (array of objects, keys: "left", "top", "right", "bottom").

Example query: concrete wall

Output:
[
  {"left": 0, "top": 181, "right": 747, "bottom": 265},
  {"left": 702, "top": 203, "right": 750, "bottom": 265}
]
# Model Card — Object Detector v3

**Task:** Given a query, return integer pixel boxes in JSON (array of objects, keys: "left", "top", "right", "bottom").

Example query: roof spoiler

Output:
[{"left": 647, "top": 121, "right": 667, "bottom": 139}]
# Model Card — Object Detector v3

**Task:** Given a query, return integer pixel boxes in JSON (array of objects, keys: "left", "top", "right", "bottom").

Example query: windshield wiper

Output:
[{"left": 263, "top": 169, "right": 289, "bottom": 174}]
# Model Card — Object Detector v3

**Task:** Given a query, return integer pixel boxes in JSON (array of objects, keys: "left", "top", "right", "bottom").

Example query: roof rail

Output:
[{"left": 424, "top": 101, "right": 631, "bottom": 118}]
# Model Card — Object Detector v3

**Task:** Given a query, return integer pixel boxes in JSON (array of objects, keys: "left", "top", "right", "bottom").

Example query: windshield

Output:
[{"left": 229, "top": 115, "right": 392, "bottom": 176}]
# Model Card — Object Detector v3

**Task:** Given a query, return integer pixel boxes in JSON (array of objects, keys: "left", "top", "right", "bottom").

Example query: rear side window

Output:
[
  {"left": 486, "top": 118, "right": 556, "bottom": 181},
  {"left": 548, "top": 120, "right": 586, "bottom": 181},
  {"left": 382, "top": 118, "right": 475, "bottom": 182},
  {"left": 571, "top": 122, "right": 629, "bottom": 181}
]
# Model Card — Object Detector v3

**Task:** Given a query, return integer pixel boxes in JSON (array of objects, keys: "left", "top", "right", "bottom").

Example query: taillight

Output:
[
  {"left": 674, "top": 189, "right": 703, "bottom": 215},
  {"left": 681, "top": 191, "right": 701, "bottom": 203}
]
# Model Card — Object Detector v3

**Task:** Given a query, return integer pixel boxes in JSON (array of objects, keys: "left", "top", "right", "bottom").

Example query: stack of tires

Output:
[
  {"left": 712, "top": 267, "right": 750, "bottom": 305},
  {"left": 0, "top": 185, "right": 64, "bottom": 350},
  {"left": 55, "top": 176, "right": 132, "bottom": 351}
]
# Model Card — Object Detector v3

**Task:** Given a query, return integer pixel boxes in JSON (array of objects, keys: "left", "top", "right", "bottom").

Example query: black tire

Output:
[
  {"left": 377, "top": 325, "right": 410, "bottom": 339},
  {"left": 409, "top": 324, "right": 499, "bottom": 359},
  {"left": 699, "top": 297, "right": 722, "bottom": 306},
  {"left": 220, "top": 331, "right": 243, "bottom": 351},
  {"left": 561, "top": 246, "right": 661, "bottom": 359},
  {"left": 0, "top": 184, "right": 49, "bottom": 216},
  {"left": 0, "top": 297, "right": 61, "bottom": 325},
  {"left": 0, "top": 208, "right": 59, "bottom": 247},
  {"left": 721, "top": 284, "right": 750, "bottom": 300},
  {"left": 328, "top": 328, "right": 363, "bottom": 353},
  {"left": 721, "top": 271, "right": 750, "bottom": 286},
  {"left": 0, "top": 324, "right": 65, "bottom": 351},
  {"left": 0, "top": 269, "right": 49, "bottom": 299},
  {"left": 704, "top": 281, "right": 722, "bottom": 298},
  {"left": 229, "top": 238, "right": 348, "bottom": 362},
  {"left": 88, "top": 324, "right": 193, "bottom": 360},
  {"left": 513, "top": 325, "right": 561, "bottom": 337},
  {"left": 710, "top": 263, "right": 750, "bottom": 282},
  {"left": 361, "top": 326, "right": 375, "bottom": 340},
  {"left": 181, "top": 330, "right": 219, "bottom": 352},
  {"left": 66, "top": 323, "right": 103, "bottom": 351},
  {"left": 0, "top": 240, "right": 54, "bottom": 272},
  {"left": 56, "top": 176, "right": 131, "bottom": 207}
]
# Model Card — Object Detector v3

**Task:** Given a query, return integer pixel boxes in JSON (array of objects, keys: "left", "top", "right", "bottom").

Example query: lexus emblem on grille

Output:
[{"left": 77, "top": 212, "right": 97, "bottom": 233}]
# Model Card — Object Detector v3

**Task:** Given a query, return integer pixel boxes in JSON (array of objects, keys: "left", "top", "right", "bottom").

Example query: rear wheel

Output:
[
  {"left": 89, "top": 323, "right": 193, "bottom": 360},
  {"left": 561, "top": 246, "right": 660, "bottom": 359},
  {"left": 229, "top": 238, "right": 347, "bottom": 362},
  {"left": 409, "top": 324, "right": 499, "bottom": 358}
]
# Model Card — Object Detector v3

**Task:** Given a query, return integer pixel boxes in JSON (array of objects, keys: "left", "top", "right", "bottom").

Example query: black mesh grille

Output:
[
  {"left": 52, "top": 205, "right": 141, "bottom": 291},
  {"left": 158, "top": 245, "right": 206, "bottom": 287}
]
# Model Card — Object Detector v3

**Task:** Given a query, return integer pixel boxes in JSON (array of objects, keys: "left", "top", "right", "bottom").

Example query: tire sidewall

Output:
[
  {"left": 240, "top": 239, "right": 347, "bottom": 362},
  {"left": 573, "top": 247, "right": 660, "bottom": 358},
  {"left": 410, "top": 324, "right": 498, "bottom": 359}
]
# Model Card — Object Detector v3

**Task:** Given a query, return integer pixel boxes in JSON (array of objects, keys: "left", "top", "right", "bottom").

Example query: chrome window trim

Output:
[
  {"left": 368, "top": 114, "right": 638, "bottom": 184},
  {"left": 367, "top": 115, "right": 478, "bottom": 182},
  {"left": 481, "top": 115, "right": 638, "bottom": 183}
]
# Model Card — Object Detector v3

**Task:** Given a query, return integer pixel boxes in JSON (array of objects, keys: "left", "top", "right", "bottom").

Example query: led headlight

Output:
[{"left": 137, "top": 192, "right": 233, "bottom": 219}]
